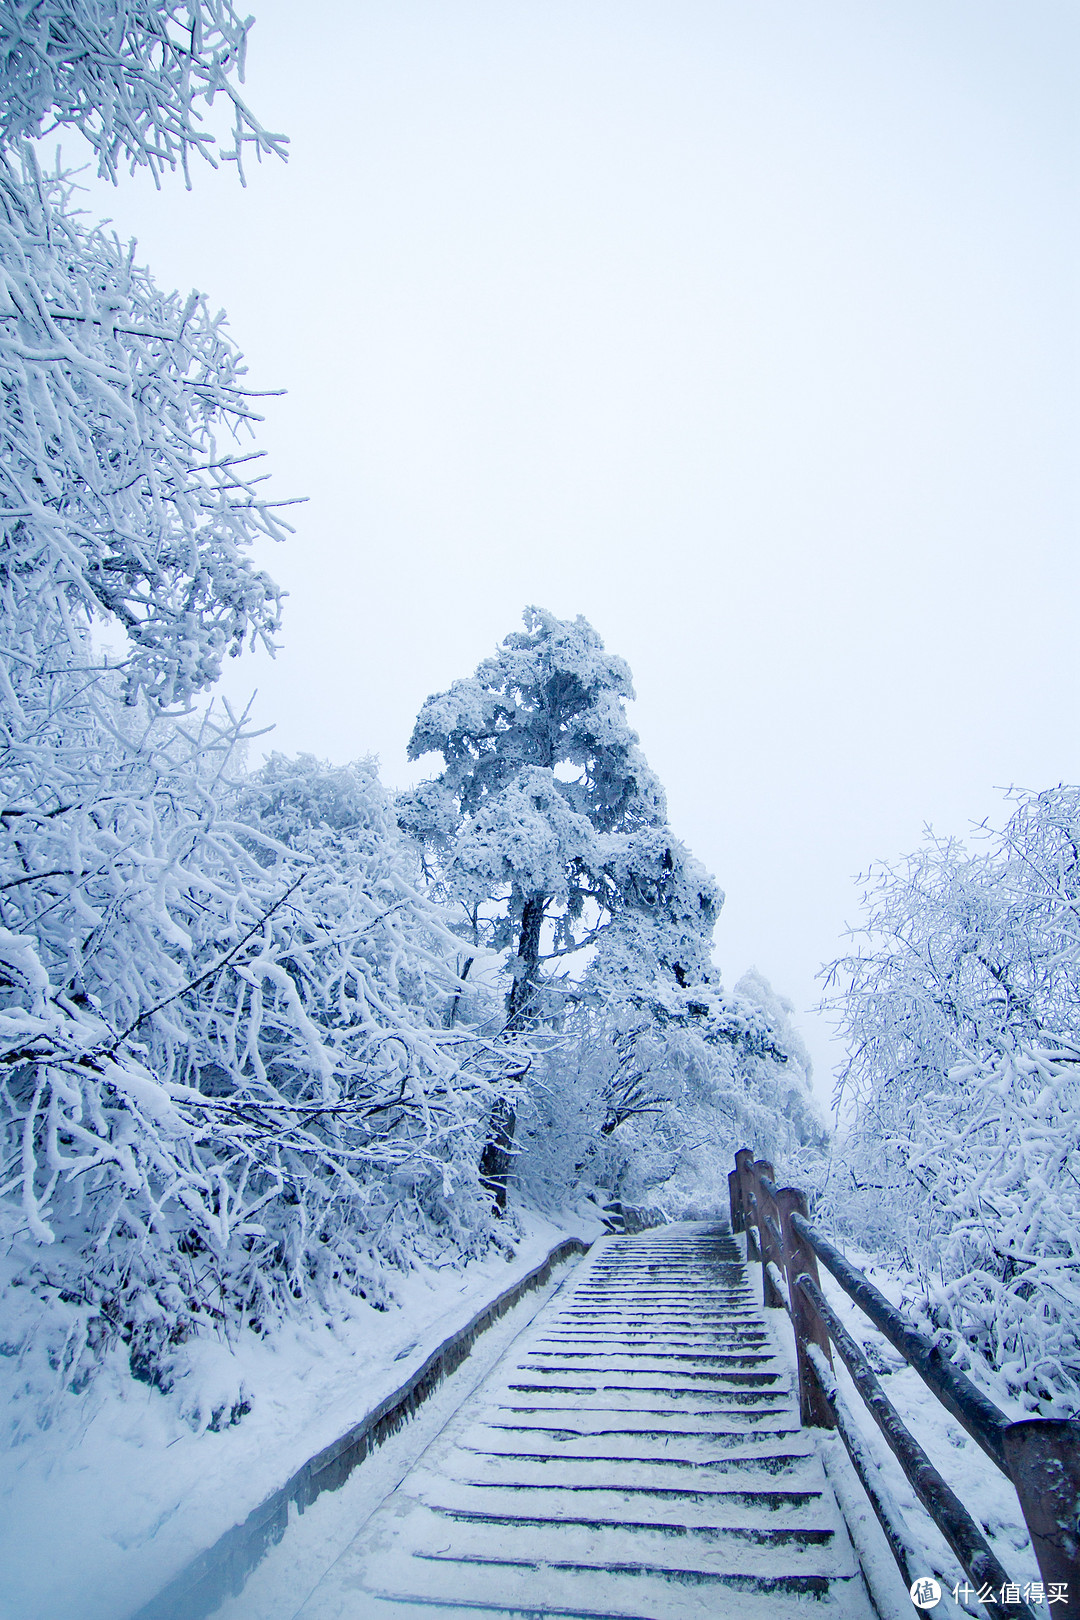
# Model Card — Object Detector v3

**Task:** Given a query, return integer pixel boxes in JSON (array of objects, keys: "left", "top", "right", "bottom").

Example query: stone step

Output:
[
  {"left": 360, "top": 1499, "right": 855, "bottom": 1575},
  {"left": 410, "top": 1477, "right": 839, "bottom": 1532},
  {"left": 499, "top": 1387, "right": 792, "bottom": 1407},
  {"left": 444, "top": 1449, "right": 826, "bottom": 1492},
  {"left": 350, "top": 1543, "right": 871, "bottom": 1620}
]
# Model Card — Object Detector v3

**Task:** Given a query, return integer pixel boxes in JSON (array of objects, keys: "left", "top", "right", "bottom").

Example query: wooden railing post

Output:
[
  {"left": 728, "top": 1166, "right": 743, "bottom": 1233},
  {"left": 1002, "top": 1420, "right": 1080, "bottom": 1616},
  {"left": 775, "top": 1186, "right": 835, "bottom": 1429},
  {"left": 734, "top": 1148, "right": 756, "bottom": 1255},
  {"left": 753, "top": 1160, "right": 785, "bottom": 1309}
]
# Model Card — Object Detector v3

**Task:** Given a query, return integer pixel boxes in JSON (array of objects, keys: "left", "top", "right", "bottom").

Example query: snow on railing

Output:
[{"left": 729, "top": 1149, "right": 1080, "bottom": 1620}]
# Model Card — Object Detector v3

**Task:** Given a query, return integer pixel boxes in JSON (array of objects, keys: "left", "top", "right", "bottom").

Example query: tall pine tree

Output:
[{"left": 398, "top": 607, "right": 720, "bottom": 1201}]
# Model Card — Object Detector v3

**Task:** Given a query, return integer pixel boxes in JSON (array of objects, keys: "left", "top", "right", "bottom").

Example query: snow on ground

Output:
[
  {"left": 2, "top": 1201, "right": 1043, "bottom": 1620},
  {"left": 746, "top": 1236, "right": 1041, "bottom": 1620},
  {"left": 215, "top": 1243, "right": 603, "bottom": 1620},
  {"left": 0, "top": 1207, "right": 601, "bottom": 1620}
]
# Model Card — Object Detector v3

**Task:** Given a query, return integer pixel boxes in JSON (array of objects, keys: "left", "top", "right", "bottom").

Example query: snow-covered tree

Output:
[
  {"left": 0, "top": 151, "right": 287, "bottom": 719},
  {"left": 399, "top": 607, "right": 725, "bottom": 1201},
  {"left": 515, "top": 962, "right": 824, "bottom": 1221},
  {"left": 0, "top": 0, "right": 291, "bottom": 727},
  {"left": 0, "top": 4, "right": 502, "bottom": 1421},
  {"left": 2, "top": 738, "right": 515, "bottom": 1427},
  {"left": 822, "top": 787, "right": 1080, "bottom": 1414},
  {"left": 401, "top": 608, "right": 824, "bottom": 1211},
  {"left": 0, "top": 1, "right": 532, "bottom": 1431},
  {"left": 399, "top": 606, "right": 702, "bottom": 1022}
]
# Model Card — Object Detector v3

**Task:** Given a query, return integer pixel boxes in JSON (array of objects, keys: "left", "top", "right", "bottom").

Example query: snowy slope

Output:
[{"left": 0, "top": 1210, "right": 599, "bottom": 1620}]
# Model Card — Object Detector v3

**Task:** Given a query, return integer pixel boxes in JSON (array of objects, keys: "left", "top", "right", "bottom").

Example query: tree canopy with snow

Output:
[
  {"left": 823, "top": 786, "right": 1080, "bottom": 1414},
  {"left": 0, "top": 0, "right": 286, "bottom": 182},
  {"left": 400, "top": 609, "right": 823, "bottom": 1212},
  {"left": 0, "top": 2, "right": 292, "bottom": 716},
  {"left": 399, "top": 606, "right": 719, "bottom": 1023},
  {"left": 0, "top": 1, "right": 510, "bottom": 1421}
]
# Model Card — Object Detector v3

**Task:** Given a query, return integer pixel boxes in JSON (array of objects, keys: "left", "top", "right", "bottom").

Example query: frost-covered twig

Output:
[{"left": 0, "top": 0, "right": 287, "bottom": 184}]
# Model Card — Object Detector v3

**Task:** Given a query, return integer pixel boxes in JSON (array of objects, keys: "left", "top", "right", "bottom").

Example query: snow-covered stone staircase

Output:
[{"left": 296, "top": 1223, "right": 875, "bottom": 1619}]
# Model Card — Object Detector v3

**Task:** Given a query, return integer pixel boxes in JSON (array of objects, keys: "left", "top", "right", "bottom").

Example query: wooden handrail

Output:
[
  {"left": 729, "top": 1149, "right": 1080, "bottom": 1619},
  {"left": 790, "top": 1210, "right": 1011, "bottom": 1474},
  {"left": 800, "top": 1271, "right": 1031, "bottom": 1619}
]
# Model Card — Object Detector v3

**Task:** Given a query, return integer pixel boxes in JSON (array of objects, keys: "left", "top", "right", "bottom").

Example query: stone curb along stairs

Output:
[
  {"left": 129, "top": 1236, "right": 591, "bottom": 1620},
  {"left": 293, "top": 1221, "right": 877, "bottom": 1619}
]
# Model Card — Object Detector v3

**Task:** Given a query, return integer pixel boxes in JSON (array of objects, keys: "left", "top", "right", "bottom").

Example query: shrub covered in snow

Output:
[
  {"left": 822, "top": 788, "right": 1080, "bottom": 1415},
  {"left": 1, "top": 730, "right": 519, "bottom": 1427}
]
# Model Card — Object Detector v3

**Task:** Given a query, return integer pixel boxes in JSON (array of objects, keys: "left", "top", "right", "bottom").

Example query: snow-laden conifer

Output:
[
  {"left": 402, "top": 608, "right": 824, "bottom": 1214},
  {"left": 400, "top": 607, "right": 685, "bottom": 1021}
]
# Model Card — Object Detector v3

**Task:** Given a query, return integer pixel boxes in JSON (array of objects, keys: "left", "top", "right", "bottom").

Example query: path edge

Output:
[{"left": 129, "top": 1233, "right": 592, "bottom": 1620}]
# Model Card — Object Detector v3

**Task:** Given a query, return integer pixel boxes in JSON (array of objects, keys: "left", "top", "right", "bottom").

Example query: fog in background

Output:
[{"left": 62, "top": 0, "right": 1078, "bottom": 1103}]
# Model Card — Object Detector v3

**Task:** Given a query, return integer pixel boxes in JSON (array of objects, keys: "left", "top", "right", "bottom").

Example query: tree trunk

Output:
[
  {"left": 479, "top": 1093, "right": 516, "bottom": 1211},
  {"left": 445, "top": 955, "right": 474, "bottom": 1028},
  {"left": 507, "top": 891, "right": 545, "bottom": 1023},
  {"left": 480, "top": 892, "right": 546, "bottom": 1210}
]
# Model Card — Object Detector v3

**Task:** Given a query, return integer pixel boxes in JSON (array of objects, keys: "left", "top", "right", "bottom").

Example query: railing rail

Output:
[
  {"left": 790, "top": 1209, "right": 1010, "bottom": 1475},
  {"left": 729, "top": 1148, "right": 1080, "bottom": 1620}
]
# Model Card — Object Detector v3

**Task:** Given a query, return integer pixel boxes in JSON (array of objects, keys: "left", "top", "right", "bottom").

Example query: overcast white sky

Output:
[{"left": 66, "top": 0, "right": 1078, "bottom": 1102}]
